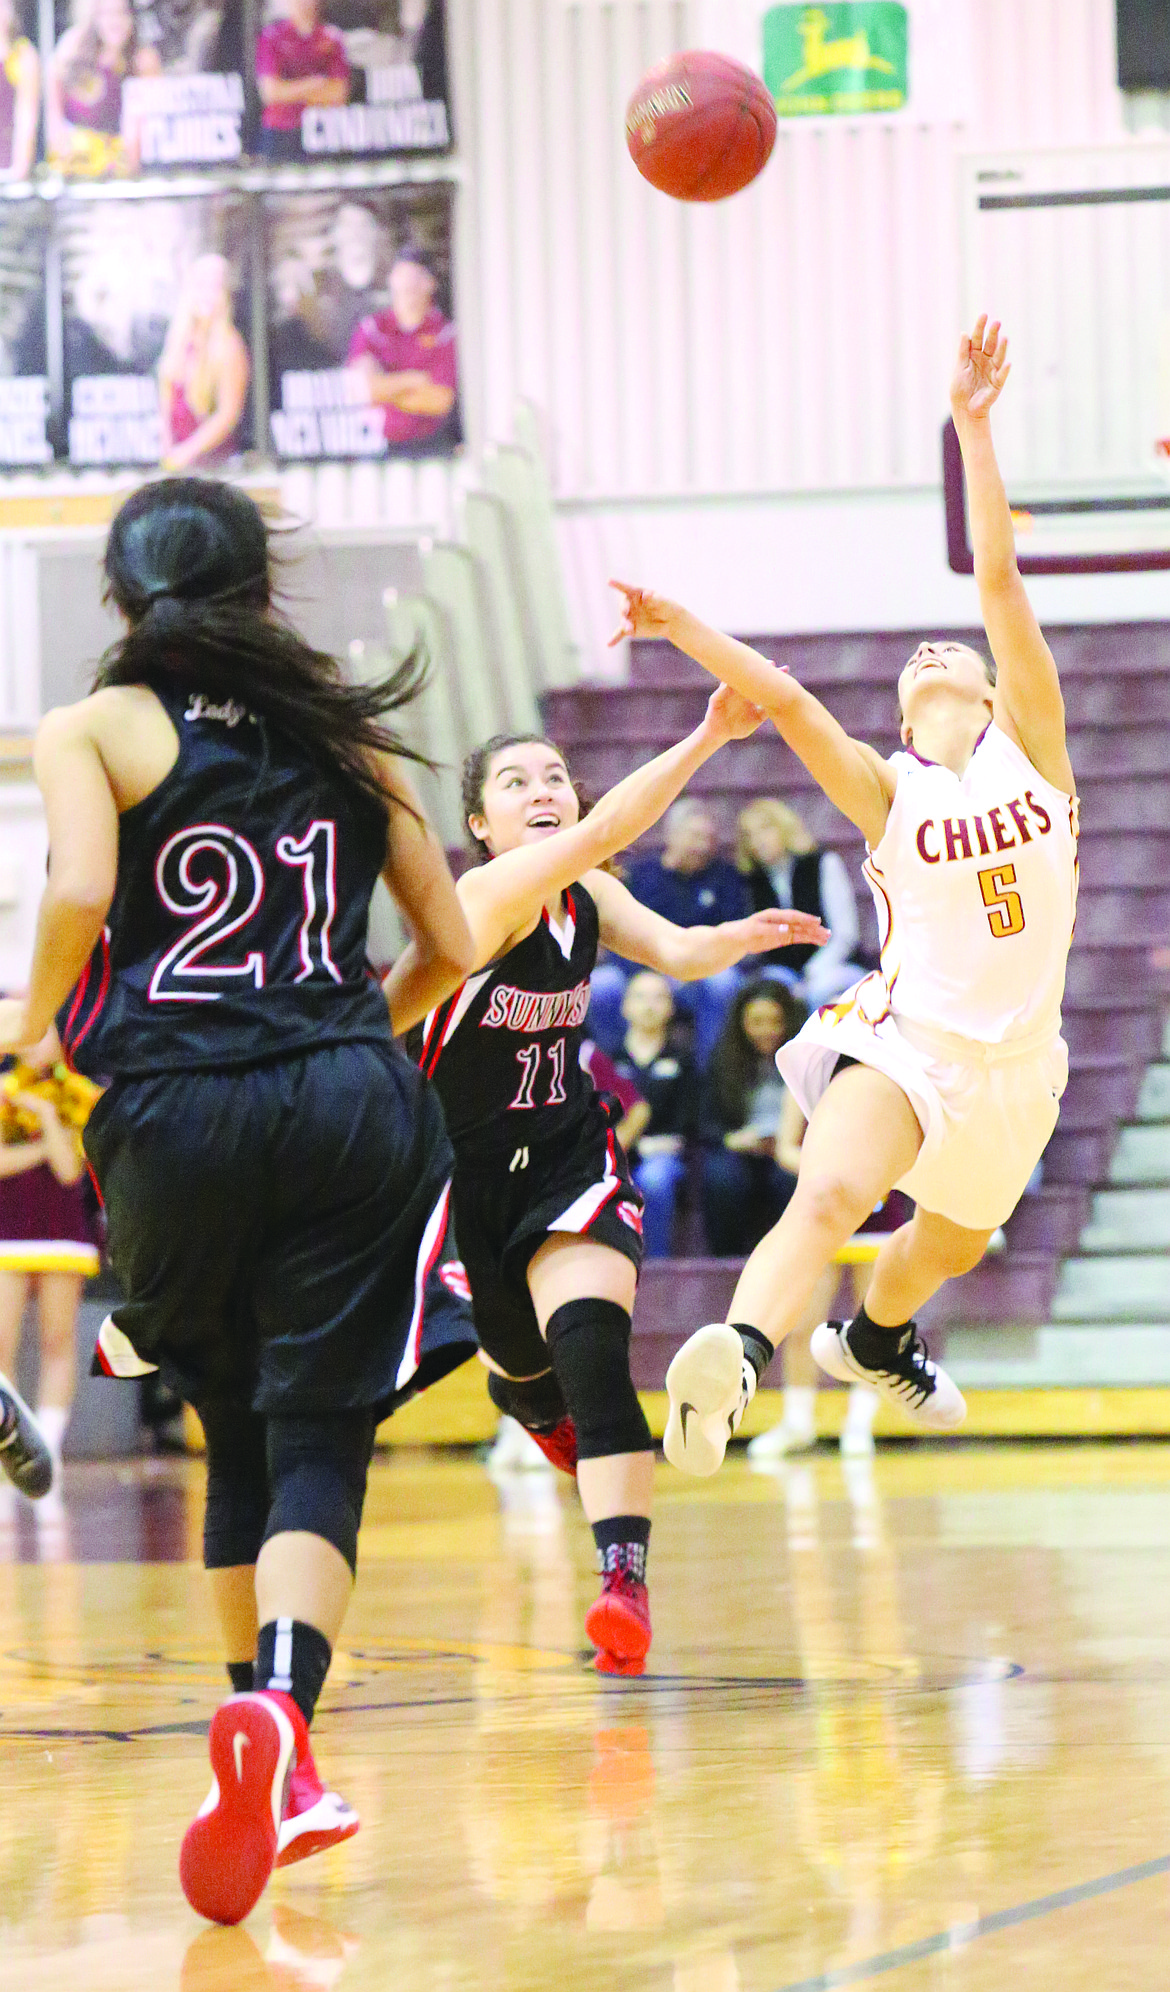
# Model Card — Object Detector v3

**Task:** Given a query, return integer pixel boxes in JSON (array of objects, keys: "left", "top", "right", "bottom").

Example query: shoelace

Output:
[
  {"left": 602, "top": 1565, "right": 647, "bottom": 1604},
  {"left": 888, "top": 1327, "right": 937, "bottom": 1405}
]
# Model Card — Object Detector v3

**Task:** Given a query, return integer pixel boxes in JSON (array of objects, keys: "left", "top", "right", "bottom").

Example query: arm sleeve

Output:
[
  {"left": 324, "top": 29, "right": 351, "bottom": 80},
  {"left": 254, "top": 25, "right": 280, "bottom": 77}
]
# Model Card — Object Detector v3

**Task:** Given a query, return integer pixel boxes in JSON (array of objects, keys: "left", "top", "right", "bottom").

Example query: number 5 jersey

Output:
[
  {"left": 60, "top": 679, "right": 394, "bottom": 1079},
  {"left": 865, "top": 721, "right": 1078, "bottom": 1045}
]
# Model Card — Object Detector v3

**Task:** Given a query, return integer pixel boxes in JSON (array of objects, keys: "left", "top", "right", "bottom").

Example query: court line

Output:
[{"left": 770, "top": 1852, "right": 1170, "bottom": 1991}]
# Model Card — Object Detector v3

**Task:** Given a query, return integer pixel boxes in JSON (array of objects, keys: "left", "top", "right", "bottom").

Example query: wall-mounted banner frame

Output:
[
  {"left": 263, "top": 178, "right": 457, "bottom": 460},
  {"left": 47, "top": 0, "right": 248, "bottom": 175},
  {"left": 59, "top": 188, "right": 253, "bottom": 466},
  {"left": 252, "top": 0, "right": 450, "bottom": 163},
  {"left": 0, "top": 198, "right": 50, "bottom": 464}
]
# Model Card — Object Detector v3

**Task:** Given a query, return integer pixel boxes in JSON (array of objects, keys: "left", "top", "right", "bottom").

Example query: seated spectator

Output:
[
  {"left": 699, "top": 979, "right": 805, "bottom": 1258},
  {"left": 590, "top": 799, "right": 750, "bottom": 1063},
  {"left": 612, "top": 972, "right": 698, "bottom": 1259},
  {"left": 735, "top": 798, "right": 863, "bottom": 1003}
]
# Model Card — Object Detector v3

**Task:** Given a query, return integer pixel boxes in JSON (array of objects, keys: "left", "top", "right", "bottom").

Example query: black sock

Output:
[
  {"left": 847, "top": 1304, "right": 912, "bottom": 1365},
  {"left": 227, "top": 1660, "right": 253, "bottom": 1695},
  {"left": 255, "top": 1617, "right": 332, "bottom": 1727},
  {"left": 592, "top": 1513, "right": 651, "bottom": 1584},
  {"left": 731, "top": 1322, "right": 775, "bottom": 1385}
]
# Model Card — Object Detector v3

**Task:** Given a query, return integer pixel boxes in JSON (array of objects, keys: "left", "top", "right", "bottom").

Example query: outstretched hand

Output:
[
  {"left": 951, "top": 314, "right": 1011, "bottom": 422},
  {"left": 607, "top": 580, "right": 678, "bottom": 647},
  {"left": 724, "top": 908, "right": 830, "bottom": 958},
  {"left": 703, "top": 683, "right": 765, "bottom": 742}
]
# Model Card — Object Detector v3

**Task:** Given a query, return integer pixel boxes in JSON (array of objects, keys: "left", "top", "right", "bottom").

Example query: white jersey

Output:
[{"left": 862, "top": 723, "right": 1078, "bottom": 1045}]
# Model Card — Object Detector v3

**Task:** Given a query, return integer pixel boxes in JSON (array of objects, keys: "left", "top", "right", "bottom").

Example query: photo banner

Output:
[
  {"left": 0, "top": 202, "right": 50, "bottom": 467},
  {"left": 264, "top": 181, "right": 458, "bottom": 460},
  {"left": 1, "top": 0, "right": 40, "bottom": 179},
  {"left": 60, "top": 191, "right": 253, "bottom": 467},
  {"left": 252, "top": 0, "right": 450, "bottom": 163},
  {"left": 48, "top": 0, "right": 247, "bottom": 174}
]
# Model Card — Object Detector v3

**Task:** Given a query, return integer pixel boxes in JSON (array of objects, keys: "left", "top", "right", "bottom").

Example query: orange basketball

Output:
[{"left": 625, "top": 51, "right": 777, "bottom": 202}]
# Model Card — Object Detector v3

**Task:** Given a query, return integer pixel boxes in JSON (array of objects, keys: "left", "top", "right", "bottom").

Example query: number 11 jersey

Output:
[
  {"left": 61, "top": 679, "right": 393, "bottom": 1080},
  {"left": 415, "top": 884, "right": 600, "bottom": 1162}
]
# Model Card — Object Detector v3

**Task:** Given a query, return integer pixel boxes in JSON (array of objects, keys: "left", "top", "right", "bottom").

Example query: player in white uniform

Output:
[{"left": 611, "top": 317, "right": 1079, "bottom": 1469}]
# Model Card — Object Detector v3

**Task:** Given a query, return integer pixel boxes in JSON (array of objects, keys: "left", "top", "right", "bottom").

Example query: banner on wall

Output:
[
  {"left": 264, "top": 181, "right": 458, "bottom": 460},
  {"left": 760, "top": 0, "right": 969, "bottom": 124},
  {"left": 1, "top": 0, "right": 41, "bottom": 179},
  {"left": 253, "top": 0, "right": 449, "bottom": 163},
  {"left": 47, "top": 0, "right": 247, "bottom": 176},
  {"left": 0, "top": 203, "right": 50, "bottom": 465},
  {"left": 59, "top": 192, "right": 253, "bottom": 466}
]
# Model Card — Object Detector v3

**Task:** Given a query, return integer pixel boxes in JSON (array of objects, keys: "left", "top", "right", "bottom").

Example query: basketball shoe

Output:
[
  {"left": 663, "top": 1323, "right": 756, "bottom": 1476},
  {"left": 180, "top": 1690, "right": 302, "bottom": 1924},
  {"left": 526, "top": 1415, "right": 578, "bottom": 1476},
  {"left": 0, "top": 1374, "right": 53, "bottom": 1498},
  {"left": 276, "top": 1735, "right": 360, "bottom": 1867},
  {"left": 811, "top": 1316, "right": 966, "bottom": 1429},
  {"left": 585, "top": 1557, "right": 652, "bottom": 1675}
]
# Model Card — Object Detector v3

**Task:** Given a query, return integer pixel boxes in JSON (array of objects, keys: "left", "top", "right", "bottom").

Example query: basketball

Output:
[{"left": 625, "top": 51, "right": 778, "bottom": 202}]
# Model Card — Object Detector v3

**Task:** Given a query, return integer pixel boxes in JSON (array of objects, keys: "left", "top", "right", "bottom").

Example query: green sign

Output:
[{"left": 763, "top": 3, "right": 909, "bottom": 117}]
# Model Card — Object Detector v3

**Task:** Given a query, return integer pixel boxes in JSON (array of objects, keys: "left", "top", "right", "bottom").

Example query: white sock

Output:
[
  {"left": 36, "top": 1405, "right": 69, "bottom": 1467},
  {"left": 783, "top": 1386, "right": 816, "bottom": 1439},
  {"left": 842, "top": 1385, "right": 878, "bottom": 1433}
]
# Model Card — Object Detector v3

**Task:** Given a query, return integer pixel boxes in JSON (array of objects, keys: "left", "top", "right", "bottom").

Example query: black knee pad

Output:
[
  {"left": 486, "top": 1366, "right": 567, "bottom": 1433},
  {"left": 199, "top": 1400, "right": 270, "bottom": 1571},
  {"left": 263, "top": 1409, "right": 377, "bottom": 1575},
  {"left": 544, "top": 1298, "right": 651, "bottom": 1460}
]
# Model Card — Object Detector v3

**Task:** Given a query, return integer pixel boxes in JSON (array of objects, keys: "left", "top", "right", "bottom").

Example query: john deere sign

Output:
[{"left": 763, "top": 3, "right": 909, "bottom": 117}]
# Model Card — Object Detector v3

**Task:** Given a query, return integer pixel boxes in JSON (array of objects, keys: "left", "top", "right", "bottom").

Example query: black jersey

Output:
[
  {"left": 61, "top": 680, "right": 392, "bottom": 1080},
  {"left": 415, "top": 884, "right": 600, "bottom": 1161}
]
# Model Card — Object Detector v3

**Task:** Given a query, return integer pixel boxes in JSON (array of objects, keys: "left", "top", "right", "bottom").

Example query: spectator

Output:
[
  {"left": 612, "top": 973, "right": 698, "bottom": 1259},
  {"left": 735, "top": 798, "right": 863, "bottom": 1003},
  {"left": 700, "top": 979, "right": 804, "bottom": 1258},
  {"left": 0, "top": 1028, "right": 102, "bottom": 1500},
  {"left": 346, "top": 244, "right": 458, "bottom": 455},
  {"left": 592, "top": 799, "right": 750, "bottom": 1064}
]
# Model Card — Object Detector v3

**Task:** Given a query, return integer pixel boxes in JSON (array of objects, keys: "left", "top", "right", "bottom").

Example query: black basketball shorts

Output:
[
  {"left": 84, "top": 1040, "right": 476, "bottom": 1417},
  {"left": 451, "top": 1108, "right": 645, "bottom": 1380}
]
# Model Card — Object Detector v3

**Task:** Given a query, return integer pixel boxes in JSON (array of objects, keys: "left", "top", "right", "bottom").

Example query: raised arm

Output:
[
  {"left": 610, "top": 587, "right": 896, "bottom": 848},
  {"left": 584, "top": 869, "right": 829, "bottom": 981},
  {"left": 452, "top": 686, "right": 765, "bottom": 972},
  {"left": 378, "top": 761, "right": 475, "bottom": 1033},
  {"left": 950, "top": 316, "right": 1074, "bottom": 796}
]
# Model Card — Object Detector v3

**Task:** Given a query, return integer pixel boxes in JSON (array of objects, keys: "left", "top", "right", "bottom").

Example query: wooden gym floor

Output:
[{"left": 1, "top": 1440, "right": 1169, "bottom": 1990}]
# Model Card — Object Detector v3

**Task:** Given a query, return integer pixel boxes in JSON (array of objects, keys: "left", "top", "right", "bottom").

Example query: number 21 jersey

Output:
[
  {"left": 61, "top": 679, "right": 393, "bottom": 1079},
  {"left": 414, "top": 885, "right": 600, "bottom": 1162},
  {"left": 865, "top": 722, "right": 1078, "bottom": 1044}
]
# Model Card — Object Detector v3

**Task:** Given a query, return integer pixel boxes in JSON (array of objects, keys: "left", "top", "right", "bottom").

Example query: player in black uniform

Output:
[
  {"left": 0, "top": 479, "right": 475, "bottom": 1925},
  {"left": 390, "top": 704, "right": 829, "bottom": 1673}
]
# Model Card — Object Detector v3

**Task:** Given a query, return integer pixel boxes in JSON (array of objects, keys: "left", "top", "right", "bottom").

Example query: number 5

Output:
[{"left": 978, "top": 862, "right": 1025, "bottom": 938}]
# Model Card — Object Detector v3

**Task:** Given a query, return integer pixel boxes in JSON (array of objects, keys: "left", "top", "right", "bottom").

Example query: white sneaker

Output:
[
  {"left": 746, "top": 1420, "right": 816, "bottom": 1461},
  {"left": 839, "top": 1421, "right": 876, "bottom": 1458},
  {"left": 811, "top": 1319, "right": 966, "bottom": 1432},
  {"left": 664, "top": 1324, "right": 754, "bottom": 1477}
]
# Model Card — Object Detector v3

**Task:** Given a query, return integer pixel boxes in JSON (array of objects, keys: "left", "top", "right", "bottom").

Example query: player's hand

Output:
[
  {"left": 607, "top": 580, "right": 679, "bottom": 646},
  {"left": 702, "top": 684, "right": 765, "bottom": 742},
  {"left": 721, "top": 908, "right": 830, "bottom": 958},
  {"left": 951, "top": 315, "right": 1011, "bottom": 422},
  {"left": 0, "top": 1000, "right": 36, "bottom": 1057}
]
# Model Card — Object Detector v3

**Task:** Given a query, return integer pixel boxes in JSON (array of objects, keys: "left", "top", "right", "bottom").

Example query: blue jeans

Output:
[
  {"left": 700, "top": 1146, "right": 797, "bottom": 1258},
  {"left": 632, "top": 1150, "right": 688, "bottom": 1259}
]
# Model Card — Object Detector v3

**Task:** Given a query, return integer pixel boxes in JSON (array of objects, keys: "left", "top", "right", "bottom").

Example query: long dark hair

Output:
[
  {"left": 95, "top": 479, "right": 431, "bottom": 815},
  {"left": 460, "top": 730, "right": 598, "bottom": 865},
  {"left": 707, "top": 978, "right": 806, "bottom": 1129}
]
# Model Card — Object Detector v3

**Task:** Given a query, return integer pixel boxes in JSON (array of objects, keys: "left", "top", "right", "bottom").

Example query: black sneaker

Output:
[
  {"left": 811, "top": 1318, "right": 966, "bottom": 1430},
  {"left": 0, "top": 1375, "right": 54, "bottom": 1498}
]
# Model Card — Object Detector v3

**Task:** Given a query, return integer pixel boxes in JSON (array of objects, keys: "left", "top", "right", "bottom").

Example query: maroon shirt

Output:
[
  {"left": 347, "top": 305, "right": 457, "bottom": 445},
  {"left": 255, "top": 18, "right": 349, "bottom": 132}
]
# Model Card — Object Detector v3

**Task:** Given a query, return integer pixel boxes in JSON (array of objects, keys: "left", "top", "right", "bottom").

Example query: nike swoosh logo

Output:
[
  {"left": 680, "top": 1403, "right": 696, "bottom": 1444},
  {"left": 233, "top": 1730, "right": 250, "bottom": 1781}
]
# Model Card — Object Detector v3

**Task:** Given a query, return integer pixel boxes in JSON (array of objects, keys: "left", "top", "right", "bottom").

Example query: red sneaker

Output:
[
  {"left": 528, "top": 1416, "right": 578, "bottom": 1477},
  {"left": 180, "top": 1691, "right": 303, "bottom": 1925},
  {"left": 276, "top": 1736, "right": 360, "bottom": 1868},
  {"left": 585, "top": 1568, "right": 652, "bottom": 1672}
]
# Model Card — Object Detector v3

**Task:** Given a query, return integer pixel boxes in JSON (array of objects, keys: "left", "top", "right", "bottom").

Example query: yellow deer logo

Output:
[{"left": 780, "top": 7, "right": 897, "bottom": 91}]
